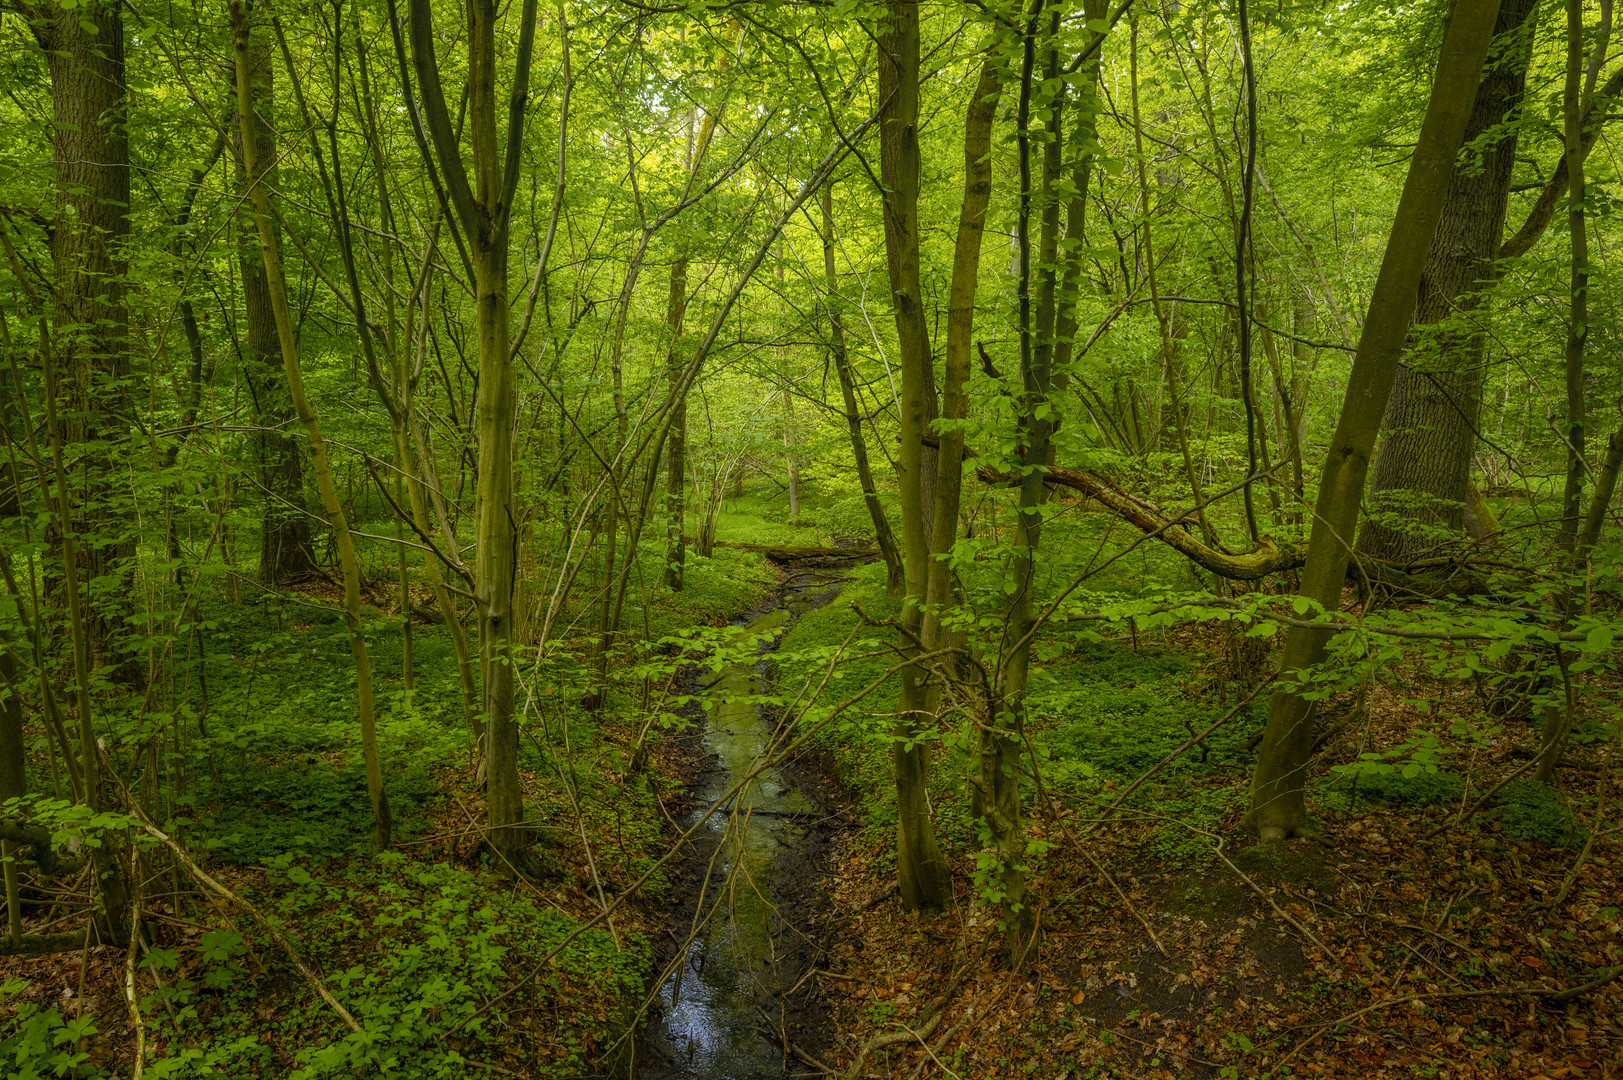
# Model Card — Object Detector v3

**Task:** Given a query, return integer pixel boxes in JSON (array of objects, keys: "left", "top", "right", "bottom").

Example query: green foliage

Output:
[
  {"left": 0, "top": 978, "right": 97, "bottom": 1080},
  {"left": 191, "top": 757, "right": 439, "bottom": 864},
  {"left": 1327, "top": 766, "right": 1463, "bottom": 807},
  {"left": 274, "top": 858, "right": 644, "bottom": 1078},
  {"left": 1491, "top": 781, "right": 1584, "bottom": 848}
]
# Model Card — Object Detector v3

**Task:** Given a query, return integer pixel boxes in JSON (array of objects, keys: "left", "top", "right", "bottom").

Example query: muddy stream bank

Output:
[{"left": 639, "top": 570, "right": 849, "bottom": 1079}]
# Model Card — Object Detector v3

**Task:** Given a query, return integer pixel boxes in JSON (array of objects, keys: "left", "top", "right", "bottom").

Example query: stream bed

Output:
[{"left": 641, "top": 574, "right": 843, "bottom": 1079}]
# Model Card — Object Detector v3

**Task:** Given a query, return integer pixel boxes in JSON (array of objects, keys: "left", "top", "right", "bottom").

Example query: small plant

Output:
[
  {"left": 0, "top": 978, "right": 97, "bottom": 1080},
  {"left": 1493, "top": 780, "right": 1584, "bottom": 847}
]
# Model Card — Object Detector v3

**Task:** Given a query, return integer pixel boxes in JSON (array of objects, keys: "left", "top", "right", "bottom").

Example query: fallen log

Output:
[{"left": 693, "top": 539, "right": 880, "bottom": 564}]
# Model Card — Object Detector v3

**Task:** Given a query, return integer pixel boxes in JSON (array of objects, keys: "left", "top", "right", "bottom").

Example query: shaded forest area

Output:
[{"left": 0, "top": 0, "right": 1620, "bottom": 1075}]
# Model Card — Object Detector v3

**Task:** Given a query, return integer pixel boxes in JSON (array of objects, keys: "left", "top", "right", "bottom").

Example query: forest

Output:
[{"left": 0, "top": 0, "right": 1619, "bottom": 1074}]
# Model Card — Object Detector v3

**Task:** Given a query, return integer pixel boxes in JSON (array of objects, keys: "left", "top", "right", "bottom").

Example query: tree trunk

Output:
[
  {"left": 783, "top": 389, "right": 800, "bottom": 527},
  {"left": 1359, "top": 0, "right": 1537, "bottom": 563},
  {"left": 879, "top": 0, "right": 952, "bottom": 913},
  {"left": 229, "top": 0, "right": 391, "bottom": 848},
  {"left": 930, "top": 47, "right": 1005, "bottom": 942},
  {"left": 663, "top": 255, "right": 688, "bottom": 590},
  {"left": 1247, "top": 0, "right": 1503, "bottom": 841},
  {"left": 232, "top": 35, "right": 318, "bottom": 587},
  {"left": 39, "top": 0, "right": 136, "bottom": 681},
  {"left": 1537, "top": 0, "right": 1612, "bottom": 784},
  {"left": 403, "top": 0, "right": 540, "bottom": 871},
  {"left": 823, "top": 183, "right": 904, "bottom": 595}
]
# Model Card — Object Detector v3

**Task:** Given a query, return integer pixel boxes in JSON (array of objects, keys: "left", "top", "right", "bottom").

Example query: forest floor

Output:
[
  {"left": 2, "top": 502, "right": 1620, "bottom": 1080},
  {"left": 804, "top": 618, "right": 1623, "bottom": 1080}
]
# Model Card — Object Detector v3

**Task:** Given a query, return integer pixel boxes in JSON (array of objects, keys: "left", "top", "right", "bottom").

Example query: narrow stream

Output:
[{"left": 642, "top": 575, "right": 841, "bottom": 1079}]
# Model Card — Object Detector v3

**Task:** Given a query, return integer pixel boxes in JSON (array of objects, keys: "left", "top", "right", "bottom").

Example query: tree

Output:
[
  {"left": 232, "top": 31, "right": 318, "bottom": 588},
  {"left": 402, "top": 0, "right": 539, "bottom": 871},
  {"left": 228, "top": 0, "right": 390, "bottom": 847},
  {"left": 1248, "top": 0, "right": 1505, "bottom": 841},
  {"left": 27, "top": 0, "right": 136, "bottom": 681},
  {"left": 1358, "top": 0, "right": 1538, "bottom": 564}
]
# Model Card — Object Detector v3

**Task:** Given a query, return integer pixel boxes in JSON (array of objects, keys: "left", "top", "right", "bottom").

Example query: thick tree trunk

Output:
[
  {"left": 1359, "top": 0, "right": 1537, "bottom": 563},
  {"left": 1247, "top": 0, "right": 1502, "bottom": 841},
  {"left": 39, "top": 0, "right": 136, "bottom": 680}
]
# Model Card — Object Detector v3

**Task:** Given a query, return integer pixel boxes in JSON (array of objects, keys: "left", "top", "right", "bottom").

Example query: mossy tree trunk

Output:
[
  {"left": 1358, "top": 0, "right": 1537, "bottom": 564},
  {"left": 1247, "top": 0, "right": 1504, "bottom": 841},
  {"left": 404, "top": 0, "right": 540, "bottom": 871}
]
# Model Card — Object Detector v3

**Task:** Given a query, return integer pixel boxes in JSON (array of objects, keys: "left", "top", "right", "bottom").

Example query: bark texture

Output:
[
  {"left": 404, "top": 0, "right": 539, "bottom": 871},
  {"left": 878, "top": 0, "right": 952, "bottom": 912},
  {"left": 1360, "top": 0, "right": 1537, "bottom": 563},
  {"left": 38, "top": 0, "right": 136, "bottom": 677}
]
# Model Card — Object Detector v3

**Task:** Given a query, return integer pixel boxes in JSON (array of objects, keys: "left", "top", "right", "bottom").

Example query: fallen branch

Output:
[
  {"left": 104, "top": 769, "right": 362, "bottom": 1034},
  {"left": 701, "top": 538, "right": 880, "bottom": 562},
  {"left": 1545, "top": 963, "right": 1623, "bottom": 1002},
  {"left": 976, "top": 462, "right": 1307, "bottom": 580},
  {"left": 0, "top": 929, "right": 111, "bottom": 957}
]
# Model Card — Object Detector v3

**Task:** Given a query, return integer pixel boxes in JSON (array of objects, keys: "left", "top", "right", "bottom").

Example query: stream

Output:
[{"left": 641, "top": 573, "right": 843, "bottom": 1079}]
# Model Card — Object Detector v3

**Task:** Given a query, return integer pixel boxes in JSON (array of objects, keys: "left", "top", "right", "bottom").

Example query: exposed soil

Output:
[{"left": 810, "top": 619, "right": 1623, "bottom": 1080}]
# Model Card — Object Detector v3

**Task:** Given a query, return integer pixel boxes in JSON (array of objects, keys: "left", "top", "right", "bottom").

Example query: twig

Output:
[
  {"left": 1079, "top": 845, "right": 1167, "bottom": 956},
  {"left": 124, "top": 899, "right": 145, "bottom": 1080},
  {"left": 105, "top": 771, "right": 362, "bottom": 1033},
  {"left": 1266, "top": 987, "right": 1560, "bottom": 1077},
  {"left": 1422, "top": 752, "right": 1542, "bottom": 841},
  {"left": 1083, "top": 679, "right": 1271, "bottom": 834},
  {"left": 1208, "top": 838, "right": 1337, "bottom": 969},
  {"left": 899, "top": 1020, "right": 963, "bottom": 1079}
]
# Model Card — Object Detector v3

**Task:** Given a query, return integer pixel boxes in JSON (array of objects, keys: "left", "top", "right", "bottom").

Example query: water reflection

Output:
[{"left": 644, "top": 594, "right": 826, "bottom": 1079}]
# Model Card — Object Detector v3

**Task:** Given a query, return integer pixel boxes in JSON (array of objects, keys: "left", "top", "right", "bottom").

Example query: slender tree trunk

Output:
[
  {"left": 823, "top": 183, "right": 904, "bottom": 594},
  {"left": 1247, "top": 0, "right": 1503, "bottom": 841},
  {"left": 879, "top": 0, "right": 952, "bottom": 912},
  {"left": 232, "top": 37, "right": 318, "bottom": 588},
  {"left": 1359, "top": 0, "right": 1537, "bottom": 563},
  {"left": 229, "top": 0, "right": 391, "bottom": 847},
  {"left": 989, "top": 1, "right": 1066, "bottom": 966},
  {"left": 928, "top": 47, "right": 1003, "bottom": 935},
  {"left": 783, "top": 389, "right": 800, "bottom": 527},
  {"left": 1537, "top": 0, "right": 1612, "bottom": 784},
  {"left": 402, "top": 0, "right": 540, "bottom": 870},
  {"left": 663, "top": 255, "right": 689, "bottom": 590}
]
